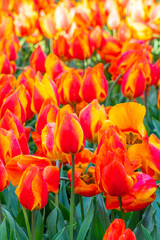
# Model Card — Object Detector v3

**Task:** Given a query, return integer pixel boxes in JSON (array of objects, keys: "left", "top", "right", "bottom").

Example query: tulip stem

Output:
[
  {"left": 144, "top": 88, "right": 148, "bottom": 123},
  {"left": 49, "top": 39, "right": 53, "bottom": 53},
  {"left": 105, "top": 73, "right": 122, "bottom": 106},
  {"left": 111, "top": 209, "right": 115, "bottom": 223},
  {"left": 73, "top": 103, "right": 77, "bottom": 114},
  {"left": 55, "top": 160, "right": 60, "bottom": 207},
  {"left": 93, "top": 143, "right": 97, "bottom": 152},
  {"left": 118, "top": 197, "right": 126, "bottom": 225},
  {"left": 70, "top": 154, "right": 75, "bottom": 240},
  {"left": 0, "top": 200, "right": 3, "bottom": 224},
  {"left": 79, "top": 195, "right": 84, "bottom": 222},
  {"left": 31, "top": 210, "right": 35, "bottom": 240},
  {"left": 22, "top": 207, "right": 31, "bottom": 240}
]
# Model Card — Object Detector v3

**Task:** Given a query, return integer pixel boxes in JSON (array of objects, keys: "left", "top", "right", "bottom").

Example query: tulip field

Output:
[{"left": 1, "top": 0, "right": 160, "bottom": 239}]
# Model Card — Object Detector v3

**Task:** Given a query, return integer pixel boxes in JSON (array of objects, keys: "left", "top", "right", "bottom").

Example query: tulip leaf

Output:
[
  {"left": 87, "top": 195, "right": 110, "bottom": 239},
  {"left": 134, "top": 205, "right": 156, "bottom": 240},
  {"left": 127, "top": 211, "right": 141, "bottom": 230},
  {"left": 46, "top": 204, "right": 69, "bottom": 240},
  {"left": 141, "top": 225, "right": 153, "bottom": 240},
  {"left": 0, "top": 218, "right": 7, "bottom": 240},
  {"left": 15, "top": 222, "right": 28, "bottom": 240},
  {"left": 77, "top": 200, "right": 94, "bottom": 240},
  {"left": 2, "top": 208, "right": 15, "bottom": 240},
  {"left": 35, "top": 211, "right": 44, "bottom": 240},
  {"left": 151, "top": 117, "right": 160, "bottom": 138}
]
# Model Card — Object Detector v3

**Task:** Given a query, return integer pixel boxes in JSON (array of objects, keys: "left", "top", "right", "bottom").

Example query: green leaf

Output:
[
  {"left": 87, "top": 195, "right": 110, "bottom": 240},
  {"left": 15, "top": 222, "right": 28, "bottom": 240},
  {"left": 46, "top": 204, "right": 69, "bottom": 240},
  {"left": 141, "top": 225, "right": 153, "bottom": 240},
  {"left": 151, "top": 117, "right": 160, "bottom": 138},
  {"left": 134, "top": 205, "right": 156, "bottom": 240},
  {"left": 77, "top": 200, "right": 94, "bottom": 240},
  {"left": 127, "top": 211, "right": 140, "bottom": 230},
  {"left": 35, "top": 211, "right": 44, "bottom": 240},
  {"left": 2, "top": 208, "right": 15, "bottom": 240},
  {"left": 0, "top": 218, "right": 7, "bottom": 240}
]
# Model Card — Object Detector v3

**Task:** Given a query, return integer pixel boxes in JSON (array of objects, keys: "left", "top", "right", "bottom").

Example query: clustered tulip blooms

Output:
[{"left": 1, "top": 0, "right": 160, "bottom": 239}]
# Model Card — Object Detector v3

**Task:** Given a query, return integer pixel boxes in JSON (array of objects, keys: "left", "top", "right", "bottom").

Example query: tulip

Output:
[
  {"left": 101, "top": 159, "right": 135, "bottom": 196},
  {"left": 128, "top": 134, "right": 160, "bottom": 180},
  {"left": 41, "top": 122, "right": 68, "bottom": 163},
  {"left": 54, "top": 109, "right": 85, "bottom": 154},
  {"left": 98, "top": 37, "right": 122, "bottom": 62},
  {"left": 6, "top": 154, "right": 51, "bottom": 186},
  {"left": 0, "top": 128, "right": 21, "bottom": 165},
  {"left": 52, "top": 33, "right": 72, "bottom": 61},
  {"left": 17, "top": 67, "right": 37, "bottom": 97},
  {"left": 56, "top": 68, "right": 83, "bottom": 105},
  {"left": 0, "top": 160, "right": 9, "bottom": 192},
  {"left": 105, "top": 172, "right": 157, "bottom": 212},
  {"left": 67, "top": 149, "right": 100, "bottom": 197},
  {"left": 69, "top": 28, "right": 94, "bottom": 60},
  {"left": 0, "top": 11, "right": 14, "bottom": 39},
  {"left": 43, "top": 166, "right": 60, "bottom": 193},
  {"left": 108, "top": 102, "right": 148, "bottom": 145},
  {"left": 95, "top": 126, "right": 135, "bottom": 194},
  {"left": 45, "top": 53, "right": 69, "bottom": 82},
  {"left": 79, "top": 99, "right": 107, "bottom": 143},
  {"left": 0, "top": 74, "right": 17, "bottom": 107},
  {"left": 35, "top": 99, "right": 58, "bottom": 134},
  {"left": 80, "top": 63, "right": 108, "bottom": 103},
  {"left": 121, "top": 63, "right": 146, "bottom": 99},
  {"left": 30, "top": 45, "right": 46, "bottom": 73},
  {"left": 103, "top": 219, "right": 136, "bottom": 240},
  {"left": 15, "top": 165, "right": 48, "bottom": 211},
  {"left": 0, "top": 110, "right": 30, "bottom": 154},
  {"left": 0, "top": 52, "right": 12, "bottom": 74},
  {"left": 31, "top": 73, "right": 60, "bottom": 114}
]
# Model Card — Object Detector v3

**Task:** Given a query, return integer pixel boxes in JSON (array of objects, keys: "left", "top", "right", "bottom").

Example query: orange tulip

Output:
[
  {"left": 56, "top": 68, "right": 83, "bottom": 105},
  {"left": 15, "top": 165, "right": 48, "bottom": 211},
  {"left": 103, "top": 219, "right": 136, "bottom": 240},
  {"left": 0, "top": 160, "right": 9, "bottom": 192},
  {"left": 95, "top": 125, "right": 136, "bottom": 195},
  {"left": 45, "top": 53, "right": 69, "bottom": 82},
  {"left": 43, "top": 166, "right": 60, "bottom": 193},
  {"left": 0, "top": 128, "right": 21, "bottom": 165},
  {"left": 69, "top": 28, "right": 94, "bottom": 60},
  {"left": 39, "top": 9, "right": 57, "bottom": 39},
  {"left": 0, "top": 110, "right": 30, "bottom": 154},
  {"left": 35, "top": 99, "right": 58, "bottom": 134},
  {"left": 128, "top": 134, "right": 160, "bottom": 180},
  {"left": 0, "top": 52, "right": 12, "bottom": 74},
  {"left": 121, "top": 63, "right": 146, "bottom": 99},
  {"left": 52, "top": 33, "right": 72, "bottom": 61},
  {"left": 80, "top": 63, "right": 108, "bottom": 103},
  {"left": 41, "top": 122, "right": 68, "bottom": 163},
  {"left": 105, "top": 172, "right": 156, "bottom": 212},
  {"left": 31, "top": 73, "right": 60, "bottom": 114},
  {"left": 67, "top": 149, "right": 100, "bottom": 197},
  {"left": 0, "top": 74, "right": 17, "bottom": 107},
  {"left": 0, "top": 34, "right": 20, "bottom": 61},
  {"left": 0, "top": 11, "right": 14, "bottom": 38},
  {"left": 79, "top": 99, "right": 107, "bottom": 143},
  {"left": 6, "top": 154, "right": 51, "bottom": 186},
  {"left": 98, "top": 37, "right": 122, "bottom": 62},
  {"left": 108, "top": 102, "right": 148, "bottom": 145},
  {"left": 30, "top": 45, "right": 46, "bottom": 73},
  {"left": 1, "top": 84, "right": 34, "bottom": 122},
  {"left": 13, "top": 0, "right": 38, "bottom": 37},
  {"left": 54, "top": 108, "right": 85, "bottom": 154}
]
